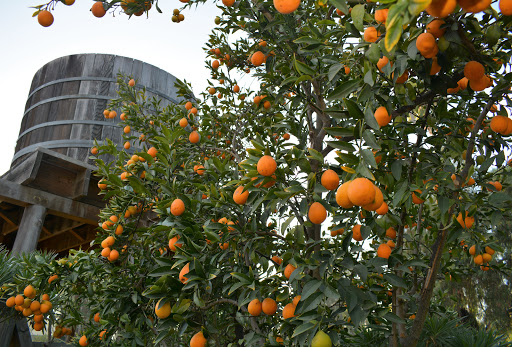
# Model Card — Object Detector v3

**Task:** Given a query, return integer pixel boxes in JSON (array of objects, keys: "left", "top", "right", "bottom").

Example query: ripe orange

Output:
[
  {"left": 376, "top": 202, "right": 389, "bottom": 215},
  {"left": 179, "top": 263, "right": 190, "bottom": 283},
  {"left": 485, "top": 246, "right": 495, "bottom": 255},
  {"left": 500, "top": 0, "right": 512, "bottom": 15},
  {"left": 374, "top": 106, "right": 391, "bottom": 127},
  {"left": 248, "top": 299, "right": 262, "bottom": 316},
  {"left": 430, "top": 57, "right": 442, "bottom": 75},
  {"left": 283, "top": 133, "right": 290, "bottom": 140},
  {"left": 292, "top": 295, "right": 301, "bottom": 306},
  {"left": 377, "top": 56, "right": 391, "bottom": 73},
  {"left": 488, "top": 181, "right": 503, "bottom": 191},
  {"left": 222, "top": 0, "right": 235, "bottom": 6},
  {"left": 40, "top": 303, "right": 51, "bottom": 314},
  {"left": 412, "top": 190, "right": 425, "bottom": 204},
  {"left": 474, "top": 254, "right": 484, "bottom": 265},
  {"left": 24, "top": 285, "right": 35, "bottom": 299},
  {"left": 6, "top": 297, "right": 15, "bottom": 307},
  {"left": 426, "top": 0, "right": 456, "bottom": 17},
  {"left": 257, "top": 155, "right": 277, "bottom": 176},
  {"left": 336, "top": 181, "right": 354, "bottom": 208},
  {"left": 416, "top": 33, "right": 436, "bottom": 55},
  {"left": 94, "top": 312, "right": 101, "bottom": 322},
  {"left": 362, "top": 186, "right": 384, "bottom": 211},
  {"left": 171, "top": 199, "right": 185, "bottom": 216},
  {"left": 363, "top": 26, "right": 380, "bottom": 42},
  {"left": 282, "top": 303, "right": 296, "bottom": 319},
  {"left": 263, "top": 100, "right": 271, "bottom": 109},
  {"left": 482, "top": 253, "right": 492, "bottom": 263},
  {"left": 189, "top": 131, "right": 200, "bottom": 143},
  {"left": 147, "top": 147, "right": 158, "bottom": 158},
  {"left": 34, "top": 314, "right": 44, "bottom": 323},
  {"left": 79, "top": 335, "right": 88, "bottom": 346},
  {"left": 273, "top": 0, "right": 301, "bottom": 14},
  {"left": 464, "top": 61, "right": 485, "bottom": 81},
  {"left": 251, "top": 51, "right": 266, "bottom": 66},
  {"left": 456, "top": 212, "right": 474, "bottom": 229},
  {"left": 458, "top": 0, "right": 491, "bottom": 13},
  {"left": 92, "top": 1, "right": 107, "bottom": 17},
  {"left": 30, "top": 300, "right": 41, "bottom": 312},
  {"left": 344, "top": 66, "right": 351, "bottom": 74},
  {"left": 212, "top": 60, "right": 220, "bottom": 70},
  {"left": 233, "top": 186, "right": 250, "bottom": 205},
  {"left": 233, "top": 85, "right": 240, "bottom": 93},
  {"left": 155, "top": 299, "right": 171, "bottom": 319},
  {"left": 190, "top": 331, "right": 207, "bottom": 347},
  {"left": 469, "top": 75, "right": 491, "bottom": 91},
  {"left": 14, "top": 295, "right": 24, "bottom": 306},
  {"left": 308, "top": 202, "right": 327, "bottom": 224},
  {"left": 377, "top": 243, "right": 392, "bottom": 259},
  {"left": 387, "top": 240, "right": 396, "bottom": 248},
  {"left": 284, "top": 264, "right": 297, "bottom": 279},
  {"left": 352, "top": 224, "right": 363, "bottom": 241},
  {"left": 426, "top": 19, "right": 446, "bottom": 38},
  {"left": 179, "top": 118, "right": 189, "bottom": 128},
  {"left": 321, "top": 169, "right": 339, "bottom": 190},
  {"left": 375, "top": 9, "right": 389, "bottom": 24},
  {"left": 272, "top": 256, "right": 283, "bottom": 265},
  {"left": 48, "top": 274, "right": 58, "bottom": 284},
  {"left": 386, "top": 227, "right": 397, "bottom": 239},
  {"left": 347, "top": 177, "right": 376, "bottom": 206},
  {"left": 262, "top": 298, "right": 277, "bottom": 315},
  {"left": 108, "top": 249, "right": 119, "bottom": 261},
  {"left": 490, "top": 115, "right": 509, "bottom": 134},
  {"left": 128, "top": 79, "right": 135, "bottom": 87},
  {"left": 169, "top": 236, "right": 183, "bottom": 252},
  {"left": 394, "top": 70, "right": 409, "bottom": 84},
  {"left": 38, "top": 10, "right": 54, "bottom": 27}
]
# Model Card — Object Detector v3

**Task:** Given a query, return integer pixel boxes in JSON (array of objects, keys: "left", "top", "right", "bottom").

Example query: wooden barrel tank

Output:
[{"left": 12, "top": 53, "right": 180, "bottom": 168}]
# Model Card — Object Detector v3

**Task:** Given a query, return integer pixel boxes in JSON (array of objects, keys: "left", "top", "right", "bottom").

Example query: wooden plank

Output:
[
  {"left": 69, "top": 229, "right": 84, "bottom": 242},
  {"left": 38, "top": 222, "right": 85, "bottom": 242},
  {"left": 0, "top": 211, "right": 17, "bottom": 227},
  {"left": 0, "top": 178, "right": 99, "bottom": 224},
  {"left": 11, "top": 204, "right": 47, "bottom": 255}
]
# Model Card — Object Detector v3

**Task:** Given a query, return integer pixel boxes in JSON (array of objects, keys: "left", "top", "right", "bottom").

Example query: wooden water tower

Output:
[{"left": 0, "top": 53, "right": 180, "bottom": 346}]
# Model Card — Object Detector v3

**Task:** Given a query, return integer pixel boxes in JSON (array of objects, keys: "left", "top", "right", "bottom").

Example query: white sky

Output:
[{"left": 0, "top": 1, "right": 222, "bottom": 176}]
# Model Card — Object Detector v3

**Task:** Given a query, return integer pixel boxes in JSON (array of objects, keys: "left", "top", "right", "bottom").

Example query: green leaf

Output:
[
  {"left": 292, "top": 322, "right": 317, "bottom": 338},
  {"left": 281, "top": 215, "right": 295, "bottom": 234},
  {"left": 328, "top": 63, "right": 343, "bottom": 82},
  {"left": 354, "top": 264, "right": 368, "bottom": 282},
  {"left": 294, "top": 37, "right": 322, "bottom": 45},
  {"left": 351, "top": 4, "right": 365, "bottom": 32},
  {"left": 344, "top": 99, "right": 364, "bottom": 120},
  {"left": 362, "top": 130, "right": 381, "bottom": 149},
  {"left": 148, "top": 266, "right": 174, "bottom": 277},
  {"left": 392, "top": 181, "right": 408, "bottom": 206},
  {"left": 325, "top": 127, "right": 354, "bottom": 137},
  {"left": 328, "top": 79, "right": 362, "bottom": 101},
  {"left": 408, "top": 0, "right": 431, "bottom": 15},
  {"left": 127, "top": 176, "right": 150, "bottom": 195},
  {"left": 391, "top": 161, "right": 403, "bottom": 181},
  {"left": 361, "top": 149, "right": 378, "bottom": 169},
  {"left": 301, "top": 280, "right": 322, "bottom": 302},
  {"left": 364, "top": 107, "right": 380, "bottom": 131},
  {"left": 326, "top": 140, "right": 356, "bottom": 152},
  {"left": 383, "top": 273, "right": 407, "bottom": 288},
  {"left": 329, "top": 0, "right": 349, "bottom": 14},
  {"left": 384, "top": 312, "right": 406, "bottom": 324},
  {"left": 308, "top": 148, "right": 324, "bottom": 163},
  {"left": 385, "top": 2, "right": 406, "bottom": 52},
  {"left": 438, "top": 195, "right": 450, "bottom": 215},
  {"left": 294, "top": 58, "right": 316, "bottom": 76}
]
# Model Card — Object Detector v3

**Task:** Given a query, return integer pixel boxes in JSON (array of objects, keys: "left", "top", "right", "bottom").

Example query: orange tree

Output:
[{"left": 3, "top": 0, "right": 512, "bottom": 345}]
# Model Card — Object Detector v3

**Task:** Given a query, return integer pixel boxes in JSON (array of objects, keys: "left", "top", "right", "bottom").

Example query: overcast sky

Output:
[{"left": 0, "top": 1, "right": 222, "bottom": 176}]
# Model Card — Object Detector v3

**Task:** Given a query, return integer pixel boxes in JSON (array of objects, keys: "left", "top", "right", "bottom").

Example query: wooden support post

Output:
[{"left": 11, "top": 204, "right": 47, "bottom": 255}]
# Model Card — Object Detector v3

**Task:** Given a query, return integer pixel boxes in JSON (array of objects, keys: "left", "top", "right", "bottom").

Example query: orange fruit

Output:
[
  {"left": 469, "top": 75, "right": 491, "bottom": 91},
  {"left": 6, "top": 297, "right": 15, "bottom": 307},
  {"left": 394, "top": 70, "right": 409, "bottom": 84},
  {"left": 362, "top": 186, "right": 384, "bottom": 211},
  {"left": 426, "top": 19, "right": 446, "bottom": 38},
  {"left": 321, "top": 169, "right": 339, "bottom": 190},
  {"left": 416, "top": 33, "right": 436, "bottom": 55},
  {"left": 251, "top": 51, "right": 266, "bottom": 66},
  {"left": 458, "top": 77, "right": 469, "bottom": 90},
  {"left": 374, "top": 106, "right": 391, "bottom": 127},
  {"left": 336, "top": 181, "right": 354, "bottom": 208},
  {"left": 485, "top": 246, "right": 495, "bottom": 255},
  {"left": 430, "top": 57, "right": 441, "bottom": 75},
  {"left": 108, "top": 249, "right": 119, "bottom": 261},
  {"left": 30, "top": 300, "right": 41, "bottom": 312},
  {"left": 352, "top": 224, "right": 363, "bottom": 241},
  {"left": 282, "top": 303, "right": 296, "bottom": 319},
  {"left": 364, "top": 26, "right": 380, "bottom": 42},
  {"left": 387, "top": 240, "right": 396, "bottom": 248},
  {"left": 155, "top": 299, "right": 171, "bottom": 319},
  {"left": 79, "top": 335, "right": 88, "bottom": 346},
  {"left": 386, "top": 227, "right": 397, "bottom": 239},
  {"left": 263, "top": 100, "right": 271, "bottom": 109},
  {"left": 185, "top": 101, "right": 193, "bottom": 110},
  {"left": 284, "top": 264, "right": 297, "bottom": 279},
  {"left": 456, "top": 212, "right": 474, "bottom": 229},
  {"left": 179, "top": 118, "right": 188, "bottom": 128},
  {"left": 195, "top": 165, "right": 206, "bottom": 175},
  {"left": 474, "top": 254, "right": 484, "bottom": 265},
  {"left": 273, "top": 0, "right": 301, "bottom": 14},
  {"left": 411, "top": 190, "right": 425, "bottom": 204},
  {"left": 233, "top": 186, "right": 250, "bottom": 205},
  {"left": 171, "top": 199, "right": 185, "bottom": 216},
  {"left": 272, "top": 256, "right": 283, "bottom": 265},
  {"left": 376, "top": 202, "right": 389, "bottom": 215},
  {"left": 92, "top": 1, "right": 107, "bottom": 17},
  {"left": 257, "top": 155, "right": 277, "bottom": 176},
  {"left": 283, "top": 133, "right": 290, "bottom": 140},
  {"left": 347, "top": 177, "right": 376, "bottom": 206},
  {"left": 377, "top": 56, "right": 391, "bottom": 72},
  {"left": 169, "top": 236, "right": 183, "bottom": 252},
  {"left": 128, "top": 79, "right": 135, "bottom": 87},
  {"left": 179, "top": 263, "right": 190, "bottom": 283},
  {"left": 488, "top": 181, "right": 503, "bottom": 191},
  {"left": 34, "top": 314, "right": 44, "bottom": 323},
  {"left": 105, "top": 236, "right": 115, "bottom": 247},
  {"left": 377, "top": 243, "right": 392, "bottom": 258},
  {"left": 222, "top": 0, "right": 235, "bottom": 6},
  {"left": 464, "top": 61, "right": 485, "bottom": 81},
  {"left": 24, "top": 285, "right": 35, "bottom": 299},
  {"left": 426, "top": 0, "right": 456, "bottom": 17},
  {"left": 208, "top": 87, "right": 216, "bottom": 95},
  {"left": 212, "top": 60, "right": 220, "bottom": 69},
  {"left": 147, "top": 147, "right": 158, "bottom": 158},
  {"left": 40, "top": 303, "right": 51, "bottom": 314},
  {"left": 500, "top": 0, "right": 512, "bottom": 14},
  {"left": 292, "top": 295, "right": 301, "bottom": 306},
  {"left": 482, "top": 253, "right": 492, "bottom": 263},
  {"left": 262, "top": 298, "right": 277, "bottom": 315},
  {"left": 458, "top": 0, "right": 491, "bottom": 13},
  {"left": 38, "top": 10, "right": 54, "bottom": 27},
  {"left": 189, "top": 131, "right": 200, "bottom": 143},
  {"left": 248, "top": 299, "right": 262, "bottom": 316},
  {"left": 375, "top": 9, "right": 389, "bottom": 23},
  {"left": 190, "top": 331, "right": 207, "bottom": 347},
  {"left": 94, "top": 312, "right": 101, "bottom": 322},
  {"left": 233, "top": 85, "right": 240, "bottom": 93},
  {"left": 115, "top": 224, "right": 123, "bottom": 235},
  {"left": 490, "top": 115, "right": 509, "bottom": 134},
  {"left": 33, "top": 322, "right": 43, "bottom": 331},
  {"left": 308, "top": 202, "right": 327, "bottom": 224}
]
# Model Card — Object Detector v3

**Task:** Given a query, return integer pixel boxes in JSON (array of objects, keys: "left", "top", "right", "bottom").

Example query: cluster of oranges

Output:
[
  {"left": 469, "top": 245, "right": 495, "bottom": 271},
  {"left": 336, "top": 177, "right": 388, "bottom": 215},
  {"left": 5, "top": 285, "right": 52, "bottom": 332},
  {"left": 247, "top": 297, "right": 278, "bottom": 316},
  {"left": 490, "top": 114, "right": 512, "bottom": 136}
]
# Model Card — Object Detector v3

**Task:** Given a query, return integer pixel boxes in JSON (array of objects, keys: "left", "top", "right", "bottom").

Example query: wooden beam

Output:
[
  {"left": 69, "top": 229, "right": 85, "bottom": 242},
  {"left": 11, "top": 205, "right": 47, "bottom": 255},
  {"left": 0, "top": 178, "right": 99, "bottom": 225},
  {"left": 55, "top": 239, "right": 92, "bottom": 254},
  {"left": 3, "top": 226, "right": 18, "bottom": 235},
  {"left": 38, "top": 222, "right": 85, "bottom": 242},
  {"left": 0, "top": 211, "right": 17, "bottom": 227},
  {"left": 41, "top": 225, "right": 52, "bottom": 237}
]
